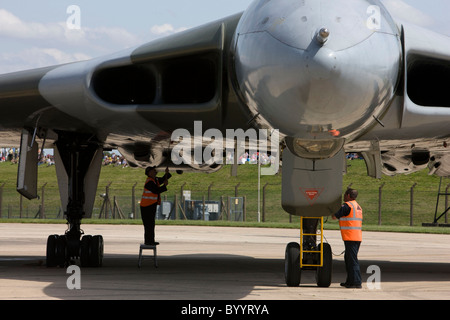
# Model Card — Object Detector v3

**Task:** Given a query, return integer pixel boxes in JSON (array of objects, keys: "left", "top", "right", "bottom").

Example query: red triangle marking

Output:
[{"left": 300, "top": 188, "right": 325, "bottom": 205}]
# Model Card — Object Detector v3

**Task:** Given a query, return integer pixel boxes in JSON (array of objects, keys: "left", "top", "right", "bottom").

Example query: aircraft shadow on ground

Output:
[{"left": 0, "top": 254, "right": 449, "bottom": 299}]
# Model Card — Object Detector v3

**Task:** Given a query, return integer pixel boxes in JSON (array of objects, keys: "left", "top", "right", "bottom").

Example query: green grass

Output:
[
  {"left": 0, "top": 159, "right": 449, "bottom": 234},
  {"left": 1, "top": 218, "right": 448, "bottom": 234}
]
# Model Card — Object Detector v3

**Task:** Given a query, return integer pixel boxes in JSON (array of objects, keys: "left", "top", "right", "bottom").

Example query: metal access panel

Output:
[
  {"left": 282, "top": 148, "right": 344, "bottom": 217},
  {"left": 17, "top": 130, "right": 38, "bottom": 200}
]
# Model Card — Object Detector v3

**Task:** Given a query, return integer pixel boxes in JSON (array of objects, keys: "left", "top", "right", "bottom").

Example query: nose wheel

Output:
[
  {"left": 285, "top": 242, "right": 301, "bottom": 286},
  {"left": 316, "top": 242, "right": 332, "bottom": 287},
  {"left": 285, "top": 217, "right": 333, "bottom": 287}
]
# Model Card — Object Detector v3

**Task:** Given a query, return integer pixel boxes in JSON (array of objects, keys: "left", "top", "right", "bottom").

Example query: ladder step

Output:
[
  {"left": 302, "top": 264, "right": 322, "bottom": 267},
  {"left": 300, "top": 216, "right": 324, "bottom": 269}
]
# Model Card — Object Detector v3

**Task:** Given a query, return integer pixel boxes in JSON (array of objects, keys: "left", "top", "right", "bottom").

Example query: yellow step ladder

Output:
[{"left": 300, "top": 216, "right": 323, "bottom": 268}]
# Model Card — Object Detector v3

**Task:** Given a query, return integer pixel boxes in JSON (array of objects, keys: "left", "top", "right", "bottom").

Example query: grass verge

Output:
[{"left": 1, "top": 218, "right": 449, "bottom": 235}]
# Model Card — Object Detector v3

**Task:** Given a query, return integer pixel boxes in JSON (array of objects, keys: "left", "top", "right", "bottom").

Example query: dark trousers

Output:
[
  {"left": 344, "top": 241, "right": 362, "bottom": 285},
  {"left": 141, "top": 204, "right": 157, "bottom": 244}
]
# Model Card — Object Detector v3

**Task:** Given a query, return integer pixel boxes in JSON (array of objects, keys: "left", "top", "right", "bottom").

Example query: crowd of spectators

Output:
[
  {"left": 39, "top": 154, "right": 55, "bottom": 166},
  {"left": 1, "top": 145, "right": 284, "bottom": 170},
  {"left": 103, "top": 153, "right": 128, "bottom": 167},
  {"left": 1, "top": 148, "right": 276, "bottom": 168},
  {"left": 0, "top": 148, "right": 55, "bottom": 166},
  {"left": 0, "top": 148, "right": 18, "bottom": 163},
  {"left": 225, "top": 151, "right": 275, "bottom": 165},
  {"left": 1, "top": 148, "right": 130, "bottom": 168}
]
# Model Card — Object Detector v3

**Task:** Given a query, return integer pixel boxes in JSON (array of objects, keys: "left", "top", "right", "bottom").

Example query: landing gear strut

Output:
[
  {"left": 46, "top": 133, "right": 104, "bottom": 268},
  {"left": 285, "top": 217, "right": 333, "bottom": 287}
]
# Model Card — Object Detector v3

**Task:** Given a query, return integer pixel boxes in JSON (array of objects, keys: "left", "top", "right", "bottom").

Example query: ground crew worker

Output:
[
  {"left": 333, "top": 188, "right": 363, "bottom": 288},
  {"left": 140, "top": 166, "right": 171, "bottom": 245}
]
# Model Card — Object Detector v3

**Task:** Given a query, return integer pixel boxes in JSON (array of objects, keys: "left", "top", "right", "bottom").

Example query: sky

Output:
[{"left": 0, "top": 0, "right": 449, "bottom": 74}]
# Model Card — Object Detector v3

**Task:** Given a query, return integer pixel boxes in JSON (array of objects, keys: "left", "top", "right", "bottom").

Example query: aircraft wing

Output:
[
  {"left": 0, "top": 12, "right": 248, "bottom": 170},
  {"left": 349, "top": 21, "right": 450, "bottom": 178}
]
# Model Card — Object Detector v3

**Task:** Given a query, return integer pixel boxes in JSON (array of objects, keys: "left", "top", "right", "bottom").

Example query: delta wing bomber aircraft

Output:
[{"left": 0, "top": 0, "right": 449, "bottom": 287}]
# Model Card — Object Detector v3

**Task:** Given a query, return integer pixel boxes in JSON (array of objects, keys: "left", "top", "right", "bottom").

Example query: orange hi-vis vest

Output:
[
  {"left": 339, "top": 200, "right": 363, "bottom": 242},
  {"left": 141, "top": 177, "right": 161, "bottom": 207}
]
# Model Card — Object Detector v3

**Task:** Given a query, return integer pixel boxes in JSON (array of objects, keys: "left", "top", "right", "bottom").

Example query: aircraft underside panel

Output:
[{"left": 282, "top": 148, "right": 344, "bottom": 217}]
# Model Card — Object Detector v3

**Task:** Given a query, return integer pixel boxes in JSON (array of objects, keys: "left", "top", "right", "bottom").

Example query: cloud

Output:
[
  {"left": 38, "top": 48, "right": 91, "bottom": 64},
  {"left": 0, "top": 9, "right": 192, "bottom": 73},
  {"left": 0, "top": 9, "right": 142, "bottom": 73},
  {"left": 381, "top": 0, "right": 434, "bottom": 27},
  {"left": 150, "top": 23, "right": 188, "bottom": 37},
  {"left": 0, "top": 47, "right": 91, "bottom": 74},
  {"left": 0, "top": 9, "right": 141, "bottom": 49},
  {"left": 0, "top": 9, "right": 63, "bottom": 40}
]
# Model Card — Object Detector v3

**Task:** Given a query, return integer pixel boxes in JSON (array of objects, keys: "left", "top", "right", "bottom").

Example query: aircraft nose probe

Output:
[{"left": 316, "top": 27, "right": 330, "bottom": 45}]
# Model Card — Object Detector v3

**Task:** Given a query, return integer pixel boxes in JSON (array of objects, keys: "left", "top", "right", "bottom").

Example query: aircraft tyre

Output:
[
  {"left": 90, "top": 235, "right": 104, "bottom": 267},
  {"left": 80, "top": 235, "right": 104, "bottom": 267},
  {"left": 46, "top": 235, "right": 66, "bottom": 268},
  {"left": 80, "top": 235, "right": 92, "bottom": 267},
  {"left": 285, "top": 242, "right": 301, "bottom": 287},
  {"left": 316, "top": 242, "right": 332, "bottom": 287}
]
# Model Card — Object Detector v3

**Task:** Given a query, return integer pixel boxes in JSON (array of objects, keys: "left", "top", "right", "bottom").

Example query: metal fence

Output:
[{"left": 0, "top": 178, "right": 449, "bottom": 227}]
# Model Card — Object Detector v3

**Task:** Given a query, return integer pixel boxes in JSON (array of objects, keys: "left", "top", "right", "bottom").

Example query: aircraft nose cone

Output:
[
  {"left": 305, "top": 45, "right": 338, "bottom": 80},
  {"left": 301, "top": 46, "right": 340, "bottom": 114},
  {"left": 232, "top": 0, "right": 402, "bottom": 140},
  {"left": 239, "top": 0, "right": 378, "bottom": 52}
]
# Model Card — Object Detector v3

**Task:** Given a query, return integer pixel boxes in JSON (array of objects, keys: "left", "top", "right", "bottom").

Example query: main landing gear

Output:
[
  {"left": 285, "top": 217, "right": 332, "bottom": 287},
  {"left": 46, "top": 133, "right": 104, "bottom": 268},
  {"left": 46, "top": 233, "right": 104, "bottom": 268}
]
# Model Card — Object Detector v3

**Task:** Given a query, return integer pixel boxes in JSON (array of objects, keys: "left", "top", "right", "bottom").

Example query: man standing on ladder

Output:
[
  {"left": 141, "top": 166, "right": 171, "bottom": 245},
  {"left": 333, "top": 188, "right": 363, "bottom": 289}
]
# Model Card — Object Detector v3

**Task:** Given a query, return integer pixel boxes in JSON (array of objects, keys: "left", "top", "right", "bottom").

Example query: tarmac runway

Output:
[{"left": 0, "top": 223, "right": 449, "bottom": 302}]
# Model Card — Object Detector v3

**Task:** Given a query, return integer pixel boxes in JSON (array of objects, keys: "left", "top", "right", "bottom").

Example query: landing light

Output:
[{"left": 285, "top": 137, "right": 344, "bottom": 160}]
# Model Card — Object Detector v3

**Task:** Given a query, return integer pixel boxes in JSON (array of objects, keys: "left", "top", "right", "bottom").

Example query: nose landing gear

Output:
[{"left": 285, "top": 217, "right": 333, "bottom": 287}]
